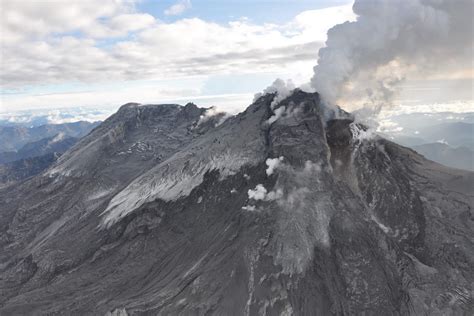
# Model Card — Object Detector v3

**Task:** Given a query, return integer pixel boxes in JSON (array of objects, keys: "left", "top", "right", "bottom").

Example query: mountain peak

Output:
[
  {"left": 0, "top": 91, "right": 472, "bottom": 315},
  {"left": 119, "top": 102, "right": 140, "bottom": 108}
]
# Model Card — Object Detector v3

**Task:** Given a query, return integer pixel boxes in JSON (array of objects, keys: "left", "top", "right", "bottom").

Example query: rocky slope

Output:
[
  {"left": 0, "top": 91, "right": 472, "bottom": 315},
  {"left": 0, "top": 152, "right": 62, "bottom": 188}
]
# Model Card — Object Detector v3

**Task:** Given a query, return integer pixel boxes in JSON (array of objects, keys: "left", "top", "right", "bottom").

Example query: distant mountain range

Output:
[
  {"left": 391, "top": 122, "right": 473, "bottom": 149},
  {"left": 1, "top": 108, "right": 471, "bottom": 188},
  {"left": 379, "top": 113, "right": 473, "bottom": 170},
  {"left": 0, "top": 134, "right": 77, "bottom": 164},
  {"left": 0, "top": 121, "right": 99, "bottom": 186},
  {"left": 0, "top": 121, "right": 100, "bottom": 152},
  {"left": 412, "top": 143, "right": 473, "bottom": 171}
]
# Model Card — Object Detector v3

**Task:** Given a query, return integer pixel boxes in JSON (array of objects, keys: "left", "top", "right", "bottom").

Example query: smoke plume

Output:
[{"left": 311, "top": 0, "right": 473, "bottom": 112}]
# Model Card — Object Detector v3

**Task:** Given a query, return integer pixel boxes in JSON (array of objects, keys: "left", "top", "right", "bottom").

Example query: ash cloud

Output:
[{"left": 311, "top": 0, "right": 473, "bottom": 112}]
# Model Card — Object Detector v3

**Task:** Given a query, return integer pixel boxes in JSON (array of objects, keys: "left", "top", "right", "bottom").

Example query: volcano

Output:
[{"left": 0, "top": 90, "right": 472, "bottom": 315}]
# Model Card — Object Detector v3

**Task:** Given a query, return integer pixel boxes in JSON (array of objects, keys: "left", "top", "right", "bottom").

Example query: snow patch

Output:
[
  {"left": 87, "top": 187, "right": 115, "bottom": 201},
  {"left": 49, "top": 132, "right": 66, "bottom": 144},
  {"left": 102, "top": 150, "right": 257, "bottom": 227}
]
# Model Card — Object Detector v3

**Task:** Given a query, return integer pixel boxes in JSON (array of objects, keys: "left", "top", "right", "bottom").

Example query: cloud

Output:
[
  {"left": 311, "top": 0, "right": 474, "bottom": 112},
  {"left": 3, "top": 1, "right": 470, "bottom": 115},
  {"left": 0, "top": 108, "right": 115, "bottom": 125},
  {"left": 0, "top": 0, "right": 155, "bottom": 42},
  {"left": 0, "top": 2, "right": 359, "bottom": 112},
  {"left": 1, "top": 3, "right": 355, "bottom": 90},
  {"left": 164, "top": 0, "right": 192, "bottom": 16}
]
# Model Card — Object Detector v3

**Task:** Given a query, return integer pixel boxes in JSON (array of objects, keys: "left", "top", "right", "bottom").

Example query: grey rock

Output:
[{"left": 0, "top": 91, "right": 472, "bottom": 315}]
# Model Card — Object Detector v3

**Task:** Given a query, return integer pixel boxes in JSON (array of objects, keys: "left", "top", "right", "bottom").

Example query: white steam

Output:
[
  {"left": 267, "top": 106, "right": 286, "bottom": 125},
  {"left": 255, "top": 78, "right": 295, "bottom": 109},
  {"left": 248, "top": 184, "right": 267, "bottom": 200},
  {"left": 196, "top": 106, "right": 232, "bottom": 127},
  {"left": 247, "top": 184, "right": 283, "bottom": 201},
  {"left": 266, "top": 156, "right": 284, "bottom": 176},
  {"left": 311, "top": 0, "right": 473, "bottom": 111}
]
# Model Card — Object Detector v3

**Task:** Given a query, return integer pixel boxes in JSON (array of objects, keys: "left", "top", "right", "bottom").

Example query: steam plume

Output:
[{"left": 311, "top": 0, "right": 473, "bottom": 111}]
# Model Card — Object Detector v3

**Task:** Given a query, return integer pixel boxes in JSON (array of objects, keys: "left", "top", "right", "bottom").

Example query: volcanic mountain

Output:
[{"left": 0, "top": 90, "right": 472, "bottom": 315}]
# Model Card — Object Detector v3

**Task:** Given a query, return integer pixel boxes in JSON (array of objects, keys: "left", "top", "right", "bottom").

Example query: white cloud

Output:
[
  {"left": 290, "top": 5, "right": 356, "bottom": 42},
  {"left": 1, "top": 3, "right": 356, "bottom": 90},
  {"left": 0, "top": 107, "right": 114, "bottom": 124},
  {"left": 1, "top": 2, "right": 359, "bottom": 112},
  {"left": 2, "top": 1, "right": 470, "bottom": 115},
  {"left": 0, "top": 0, "right": 154, "bottom": 42},
  {"left": 108, "top": 13, "right": 156, "bottom": 33},
  {"left": 164, "top": 0, "right": 192, "bottom": 16},
  {"left": 1, "top": 83, "right": 199, "bottom": 110}
]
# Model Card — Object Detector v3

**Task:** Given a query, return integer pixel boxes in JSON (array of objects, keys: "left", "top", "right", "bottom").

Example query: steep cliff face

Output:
[{"left": 0, "top": 91, "right": 472, "bottom": 315}]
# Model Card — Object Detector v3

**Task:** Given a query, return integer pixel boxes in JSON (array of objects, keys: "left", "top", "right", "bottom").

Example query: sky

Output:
[{"left": 0, "top": 0, "right": 472, "bottom": 115}]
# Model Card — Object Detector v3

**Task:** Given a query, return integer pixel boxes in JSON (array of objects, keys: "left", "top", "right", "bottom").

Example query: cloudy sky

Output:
[{"left": 0, "top": 0, "right": 472, "bottom": 115}]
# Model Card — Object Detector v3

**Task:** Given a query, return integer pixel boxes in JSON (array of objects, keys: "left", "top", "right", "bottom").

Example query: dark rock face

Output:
[
  {"left": 0, "top": 92, "right": 472, "bottom": 315},
  {"left": 0, "top": 152, "right": 61, "bottom": 187}
]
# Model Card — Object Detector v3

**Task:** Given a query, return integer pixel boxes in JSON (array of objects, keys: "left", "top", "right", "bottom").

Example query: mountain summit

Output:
[{"left": 0, "top": 91, "right": 472, "bottom": 315}]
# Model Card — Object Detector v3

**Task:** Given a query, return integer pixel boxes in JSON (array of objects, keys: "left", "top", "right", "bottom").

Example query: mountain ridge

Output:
[
  {"left": 0, "top": 90, "right": 472, "bottom": 315},
  {"left": 0, "top": 121, "right": 100, "bottom": 153}
]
